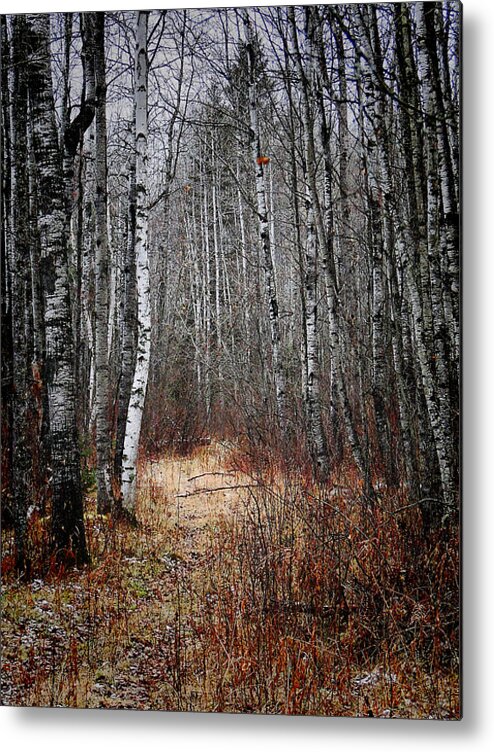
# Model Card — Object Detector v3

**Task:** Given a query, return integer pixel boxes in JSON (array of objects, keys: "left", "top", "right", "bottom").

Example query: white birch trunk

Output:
[
  {"left": 80, "top": 122, "right": 96, "bottom": 433},
  {"left": 191, "top": 189, "right": 202, "bottom": 391},
  {"left": 289, "top": 6, "right": 329, "bottom": 479},
  {"left": 115, "top": 150, "right": 137, "bottom": 482},
  {"left": 121, "top": 11, "right": 150, "bottom": 516},
  {"left": 415, "top": 2, "right": 459, "bottom": 366},
  {"left": 357, "top": 8, "right": 397, "bottom": 486},
  {"left": 211, "top": 136, "right": 223, "bottom": 403},
  {"left": 202, "top": 179, "right": 212, "bottom": 420},
  {"left": 243, "top": 9, "right": 287, "bottom": 435},
  {"left": 236, "top": 173, "right": 250, "bottom": 361},
  {"left": 414, "top": 2, "right": 457, "bottom": 512},
  {"left": 312, "top": 9, "right": 369, "bottom": 485}
]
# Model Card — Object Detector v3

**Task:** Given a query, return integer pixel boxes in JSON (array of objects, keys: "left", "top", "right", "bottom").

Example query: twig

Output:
[
  {"left": 389, "top": 497, "right": 451, "bottom": 516},
  {"left": 176, "top": 484, "right": 258, "bottom": 498},
  {"left": 187, "top": 471, "right": 235, "bottom": 482}
]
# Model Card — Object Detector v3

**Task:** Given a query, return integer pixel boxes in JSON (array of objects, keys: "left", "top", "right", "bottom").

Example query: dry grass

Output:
[{"left": 1, "top": 442, "right": 460, "bottom": 717}]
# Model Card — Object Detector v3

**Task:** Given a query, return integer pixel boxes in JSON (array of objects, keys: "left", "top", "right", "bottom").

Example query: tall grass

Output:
[{"left": 1, "top": 445, "right": 459, "bottom": 717}]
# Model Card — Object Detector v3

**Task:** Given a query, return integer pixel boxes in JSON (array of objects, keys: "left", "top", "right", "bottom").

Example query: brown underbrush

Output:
[{"left": 1, "top": 442, "right": 459, "bottom": 717}]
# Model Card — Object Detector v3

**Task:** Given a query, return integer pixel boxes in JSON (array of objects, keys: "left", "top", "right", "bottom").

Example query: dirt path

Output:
[
  {"left": 96, "top": 443, "right": 251, "bottom": 710},
  {"left": 141, "top": 442, "right": 249, "bottom": 559},
  {"left": 1, "top": 444, "right": 251, "bottom": 710}
]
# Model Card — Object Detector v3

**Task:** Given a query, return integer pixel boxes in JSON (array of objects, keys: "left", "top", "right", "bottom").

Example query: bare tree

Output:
[
  {"left": 121, "top": 10, "right": 151, "bottom": 516},
  {"left": 25, "top": 13, "right": 88, "bottom": 564},
  {"left": 91, "top": 12, "right": 113, "bottom": 513},
  {"left": 243, "top": 9, "right": 287, "bottom": 438}
]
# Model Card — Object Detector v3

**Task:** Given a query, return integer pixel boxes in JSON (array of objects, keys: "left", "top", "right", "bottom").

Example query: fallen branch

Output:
[
  {"left": 187, "top": 471, "right": 235, "bottom": 482},
  {"left": 176, "top": 484, "right": 258, "bottom": 498}
]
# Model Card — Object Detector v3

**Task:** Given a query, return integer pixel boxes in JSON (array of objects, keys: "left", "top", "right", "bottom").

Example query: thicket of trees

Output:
[{"left": 1, "top": 3, "right": 460, "bottom": 574}]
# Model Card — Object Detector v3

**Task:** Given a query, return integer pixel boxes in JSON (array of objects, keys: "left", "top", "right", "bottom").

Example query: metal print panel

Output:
[{"left": 1, "top": 2, "right": 461, "bottom": 718}]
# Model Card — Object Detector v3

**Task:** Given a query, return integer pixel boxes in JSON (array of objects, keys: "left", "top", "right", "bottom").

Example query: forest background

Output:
[{"left": 0, "top": 3, "right": 489, "bottom": 748}]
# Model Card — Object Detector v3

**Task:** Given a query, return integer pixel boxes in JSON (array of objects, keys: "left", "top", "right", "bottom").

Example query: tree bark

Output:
[
  {"left": 243, "top": 9, "right": 287, "bottom": 438},
  {"left": 91, "top": 12, "right": 113, "bottom": 513},
  {"left": 10, "top": 15, "right": 31, "bottom": 573},
  {"left": 115, "top": 150, "right": 138, "bottom": 482},
  {"left": 121, "top": 10, "right": 151, "bottom": 516},
  {"left": 26, "top": 13, "right": 88, "bottom": 565}
]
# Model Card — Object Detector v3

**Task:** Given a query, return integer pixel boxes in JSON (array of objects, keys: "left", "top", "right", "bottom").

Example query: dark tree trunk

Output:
[
  {"left": 10, "top": 16, "right": 31, "bottom": 573},
  {"left": 26, "top": 13, "right": 88, "bottom": 566}
]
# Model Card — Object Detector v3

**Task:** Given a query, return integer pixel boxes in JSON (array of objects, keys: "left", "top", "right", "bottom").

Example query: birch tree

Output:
[
  {"left": 10, "top": 15, "right": 31, "bottom": 572},
  {"left": 414, "top": 1, "right": 457, "bottom": 514},
  {"left": 121, "top": 11, "right": 151, "bottom": 516},
  {"left": 0, "top": 17, "right": 14, "bottom": 538},
  {"left": 92, "top": 12, "right": 113, "bottom": 513},
  {"left": 243, "top": 9, "right": 287, "bottom": 437},
  {"left": 25, "top": 13, "right": 88, "bottom": 564},
  {"left": 115, "top": 149, "right": 137, "bottom": 483},
  {"left": 288, "top": 6, "right": 330, "bottom": 481}
]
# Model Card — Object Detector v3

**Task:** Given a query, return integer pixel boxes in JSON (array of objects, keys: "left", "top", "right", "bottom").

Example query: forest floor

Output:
[
  {"left": 1, "top": 443, "right": 251, "bottom": 710},
  {"left": 1, "top": 442, "right": 460, "bottom": 717}
]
